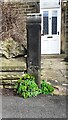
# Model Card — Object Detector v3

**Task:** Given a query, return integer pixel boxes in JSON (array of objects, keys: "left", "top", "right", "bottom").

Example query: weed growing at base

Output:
[{"left": 14, "top": 74, "right": 54, "bottom": 98}]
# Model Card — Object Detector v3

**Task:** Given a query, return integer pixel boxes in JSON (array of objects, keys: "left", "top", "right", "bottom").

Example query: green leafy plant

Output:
[
  {"left": 41, "top": 80, "right": 54, "bottom": 94},
  {"left": 14, "top": 74, "right": 54, "bottom": 98},
  {"left": 14, "top": 74, "right": 42, "bottom": 98}
]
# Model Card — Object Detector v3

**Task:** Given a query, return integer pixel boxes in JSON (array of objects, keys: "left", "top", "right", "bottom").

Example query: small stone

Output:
[
  {"left": 65, "top": 75, "right": 67, "bottom": 78},
  {"left": 62, "top": 83, "right": 68, "bottom": 86},
  {"left": 55, "top": 80, "right": 58, "bottom": 83},
  {"left": 47, "top": 82, "right": 51, "bottom": 85}
]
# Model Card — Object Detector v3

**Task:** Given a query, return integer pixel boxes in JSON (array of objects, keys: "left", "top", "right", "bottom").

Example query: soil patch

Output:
[{"left": 0, "top": 88, "right": 17, "bottom": 96}]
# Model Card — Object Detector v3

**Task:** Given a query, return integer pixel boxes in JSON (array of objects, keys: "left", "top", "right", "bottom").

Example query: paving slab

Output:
[{"left": 41, "top": 57, "right": 68, "bottom": 95}]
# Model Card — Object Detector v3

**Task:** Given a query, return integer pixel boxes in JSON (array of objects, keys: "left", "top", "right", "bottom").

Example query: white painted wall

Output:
[{"left": 40, "top": 0, "right": 61, "bottom": 9}]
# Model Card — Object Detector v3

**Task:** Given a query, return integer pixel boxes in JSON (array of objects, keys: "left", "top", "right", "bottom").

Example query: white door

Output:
[{"left": 41, "top": 8, "right": 61, "bottom": 54}]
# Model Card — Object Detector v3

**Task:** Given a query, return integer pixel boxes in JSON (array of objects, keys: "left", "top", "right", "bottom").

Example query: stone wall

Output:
[
  {"left": 0, "top": 0, "right": 66, "bottom": 57},
  {"left": 1, "top": 1, "right": 39, "bottom": 46},
  {"left": 61, "top": 2, "right": 68, "bottom": 53},
  {"left": 61, "top": 2, "right": 66, "bottom": 53},
  {"left": 0, "top": 1, "right": 39, "bottom": 58}
]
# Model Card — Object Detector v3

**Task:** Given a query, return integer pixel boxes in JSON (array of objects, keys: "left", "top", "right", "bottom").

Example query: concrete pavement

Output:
[
  {"left": 41, "top": 56, "right": 68, "bottom": 95},
  {"left": 2, "top": 94, "right": 67, "bottom": 118}
]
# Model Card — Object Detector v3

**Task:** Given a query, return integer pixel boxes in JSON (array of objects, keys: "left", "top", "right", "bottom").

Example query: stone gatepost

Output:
[{"left": 26, "top": 14, "right": 41, "bottom": 87}]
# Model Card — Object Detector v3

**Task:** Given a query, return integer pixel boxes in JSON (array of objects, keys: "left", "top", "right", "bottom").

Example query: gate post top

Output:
[{"left": 26, "top": 13, "right": 41, "bottom": 24}]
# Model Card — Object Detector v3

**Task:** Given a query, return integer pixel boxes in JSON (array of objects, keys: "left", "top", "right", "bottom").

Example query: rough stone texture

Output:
[
  {"left": 65, "top": 2, "right": 68, "bottom": 59},
  {"left": 0, "top": 37, "right": 25, "bottom": 58},
  {"left": 0, "top": 1, "right": 67, "bottom": 55},
  {"left": 0, "top": 1, "right": 39, "bottom": 57},
  {"left": 0, "top": 56, "right": 26, "bottom": 88},
  {"left": 3, "top": 0, "right": 39, "bottom": 2},
  {"left": 61, "top": 3, "right": 65, "bottom": 53},
  {"left": 61, "top": 2, "right": 67, "bottom": 53}
]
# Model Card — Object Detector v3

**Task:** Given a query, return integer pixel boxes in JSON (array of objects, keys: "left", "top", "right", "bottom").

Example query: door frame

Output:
[{"left": 41, "top": 8, "right": 61, "bottom": 54}]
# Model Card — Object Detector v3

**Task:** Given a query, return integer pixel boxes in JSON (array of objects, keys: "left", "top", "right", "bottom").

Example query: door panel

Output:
[
  {"left": 52, "top": 10, "right": 57, "bottom": 34},
  {"left": 43, "top": 11, "right": 49, "bottom": 35}
]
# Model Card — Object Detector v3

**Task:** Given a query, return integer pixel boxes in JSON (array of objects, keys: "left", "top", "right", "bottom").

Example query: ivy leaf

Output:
[{"left": 21, "top": 85, "right": 27, "bottom": 91}]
